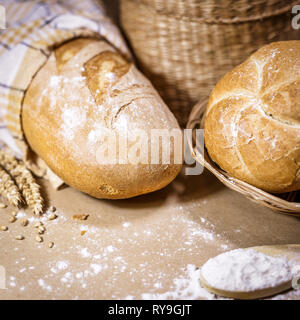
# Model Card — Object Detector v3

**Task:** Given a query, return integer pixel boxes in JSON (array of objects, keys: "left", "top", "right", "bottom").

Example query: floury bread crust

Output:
[
  {"left": 204, "top": 41, "right": 300, "bottom": 193},
  {"left": 22, "top": 38, "right": 182, "bottom": 199}
]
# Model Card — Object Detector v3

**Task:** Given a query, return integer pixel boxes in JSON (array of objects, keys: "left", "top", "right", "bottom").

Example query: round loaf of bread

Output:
[
  {"left": 22, "top": 38, "right": 182, "bottom": 199},
  {"left": 204, "top": 41, "right": 300, "bottom": 193}
]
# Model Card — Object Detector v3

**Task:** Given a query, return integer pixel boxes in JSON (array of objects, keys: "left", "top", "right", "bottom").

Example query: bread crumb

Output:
[
  {"left": 80, "top": 230, "right": 87, "bottom": 236},
  {"left": 0, "top": 203, "right": 7, "bottom": 209},
  {"left": 15, "top": 235, "right": 24, "bottom": 240},
  {"left": 0, "top": 225, "right": 8, "bottom": 231},
  {"left": 72, "top": 214, "right": 89, "bottom": 221}
]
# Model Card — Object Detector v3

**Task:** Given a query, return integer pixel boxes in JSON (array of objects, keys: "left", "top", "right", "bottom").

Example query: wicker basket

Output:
[
  {"left": 186, "top": 100, "right": 300, "bottom": 215},
  {"left": 121, "top": 0, "right": 299, "bottom": 126}
]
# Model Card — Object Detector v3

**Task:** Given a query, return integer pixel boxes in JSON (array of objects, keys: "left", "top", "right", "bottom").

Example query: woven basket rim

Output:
[
  {"left": 186, "top": 99, "right": 300, "bottom": 215},
  {"left": 125, "top": 0, "right": 297, "bottom": 25}
]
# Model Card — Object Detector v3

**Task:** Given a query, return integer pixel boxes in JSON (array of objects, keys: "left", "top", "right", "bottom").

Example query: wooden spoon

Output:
[{"left": 200, "top": 244, "right": 300, "bottom": 300}]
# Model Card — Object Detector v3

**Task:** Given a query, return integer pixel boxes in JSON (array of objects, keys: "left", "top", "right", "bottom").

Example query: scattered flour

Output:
[
  {"left": 2, "top": 207, "right": 299, "bottom": 300},
  {"left": 139, "top": 265, "right": 218, "bottom": 300},
  {"left": 38, "top": 279, "right": 52, "bottom": 292},
  {"left": 79, "top": 248, "right": 91, "bottom": 258},
  {"left": 56, "top": 261, "right": 69, "bottom": 271},
  {"left": 122, "top": 222, "right": 131, "bottom": 228},
  {"left": 90, "top": 264, "right": 102, "bottom": 274}
]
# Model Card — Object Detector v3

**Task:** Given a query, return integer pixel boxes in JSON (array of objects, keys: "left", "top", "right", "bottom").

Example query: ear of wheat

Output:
[
  {"left": 0, "top": 166, "right": 21, "bottom": 207},
  {"left": 0, "top": 150, "right": 44, "bottom": 215}
]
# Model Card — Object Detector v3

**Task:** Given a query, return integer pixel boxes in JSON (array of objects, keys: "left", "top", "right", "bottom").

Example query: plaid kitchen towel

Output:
[{"left": 0, "top": 0, "right": 129, "bottom": 187}]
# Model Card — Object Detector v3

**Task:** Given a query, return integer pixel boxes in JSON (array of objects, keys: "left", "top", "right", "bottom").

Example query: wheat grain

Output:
[
  {"left": 11, "top": 210, "right": 18, "bottom": 217},
  {"left": 9, "top": 216, "right": 16, "bottom": 223},
  {"left": 34, "top": 221, "right": 43, "bottom": 228},
  {"left": 48, "top": 213, "right": 57, "bottom": 221},
  {"left": 0, "top": 150, "right": 43, "bottom": 215},
  {"left": 0, "top": 167, "right": 21, "bottom": 207},
  {"left": 0, "top": 202, "right": 7, "bottom": 208},
  {"left": 49, "top": 206, "right": 56, "bottom": 213},
  {"left": 35, "top": 235, "right": 43, "bottom": 243},
  {"left": 37, "top": 226, "right": 45, "bottom": 234},
  {"left": 20, "top": 218, "right": 29, "bottom": 227},
  {"left": 48, "top": 242, "right": 54, "bottom": 248}
]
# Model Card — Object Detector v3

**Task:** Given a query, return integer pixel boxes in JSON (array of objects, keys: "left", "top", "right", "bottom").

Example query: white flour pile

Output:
[{"left": 201, "top": 248, "right": 296, "bottom": 292}]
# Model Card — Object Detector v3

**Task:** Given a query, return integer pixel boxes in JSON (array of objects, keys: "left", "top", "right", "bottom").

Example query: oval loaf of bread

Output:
[
  {"left": 22, "top": 38, "right": 182, "bottom": 199},
  {"left": 205, "top": 41, "right": 300, "bottom": 193}
]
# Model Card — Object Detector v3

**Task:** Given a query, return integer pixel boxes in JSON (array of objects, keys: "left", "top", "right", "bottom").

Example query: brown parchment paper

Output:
[
  {"left": 0, "top": 169, "right": 299, "bottom": 300},
  {"left": 0, "top": 0, "right": 299, "bottom": 302}
]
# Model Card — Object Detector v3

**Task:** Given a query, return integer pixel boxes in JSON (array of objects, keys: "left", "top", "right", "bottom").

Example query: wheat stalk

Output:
[
  {"left": 0, "top": 166, "right": 21, "bottom": 207},
  {"left": 0, "top": 150, "right": 43, "bottom": 215}
]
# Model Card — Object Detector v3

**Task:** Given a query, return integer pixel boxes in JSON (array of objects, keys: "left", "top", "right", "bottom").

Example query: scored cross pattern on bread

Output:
[{"left": 204, "top": 41, "right": 300, "bottom": 193}]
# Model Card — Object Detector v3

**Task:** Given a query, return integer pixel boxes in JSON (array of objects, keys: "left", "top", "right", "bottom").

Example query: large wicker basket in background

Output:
[{"left": 121, "top": 0, "right": 299, "bottom": 126}]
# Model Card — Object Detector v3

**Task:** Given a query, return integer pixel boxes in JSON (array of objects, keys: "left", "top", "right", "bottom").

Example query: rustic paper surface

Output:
[
  {"left": 0, "top": 169, "right": 299, "bottom": 300},
  {"left": 0, "top": 0, "right": 299, "bottom": 301}
]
